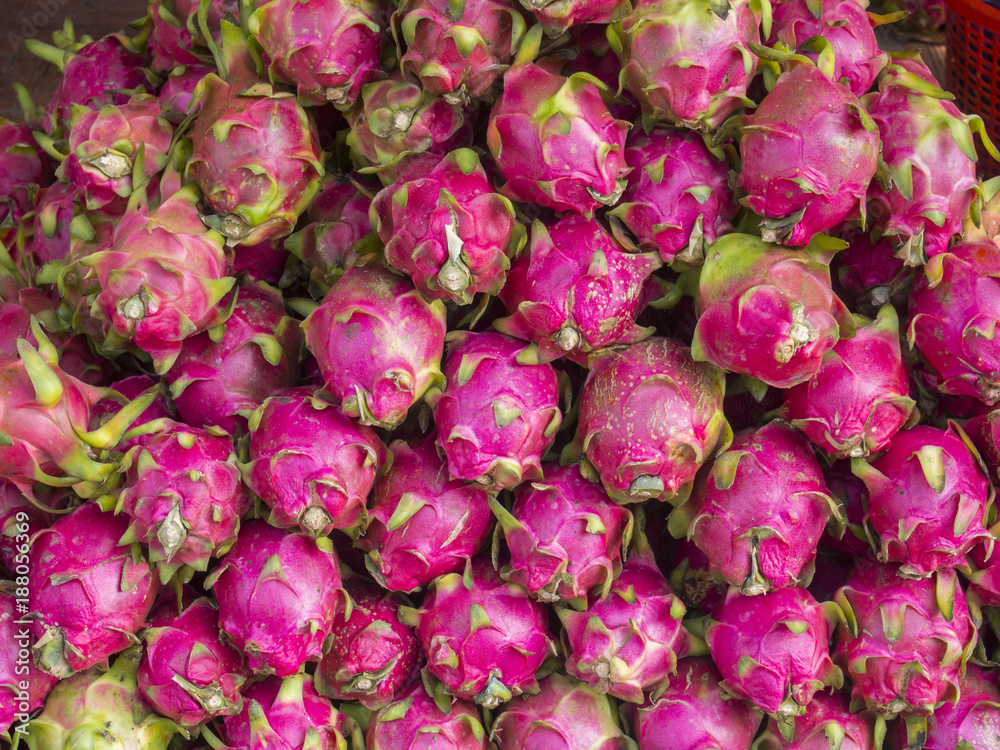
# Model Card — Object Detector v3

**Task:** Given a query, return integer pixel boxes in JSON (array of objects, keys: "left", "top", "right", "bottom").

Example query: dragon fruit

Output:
[
  {"left": 907, "top": 240, "right": 1000, "bottom": 405},
  {"left": 316, "top": 577, "right": 422, "bottom": 709},
  {"left": 558, "top": 543, "right": 692, "bottom": 703},
  {"left": 964, "top": 407, "right": 1000, "bottom": 482},
  {"left": 359, "top": 435, "right": 494, "bottom": 592},
  {"left": 486, "top": 26, "right": 630, "bottom": 215},
  {"left": 249, "top": 0, "right": 382, "bottom": 108},
  {"left": 852, "top": 423, "right": 994, "bottom": 577},
  {"left": 752, "top": 690, "right": 885, "bottom": 750},
  {"left": 567, "top": 336, "right": 729, "bottom": 505},
  {"left": 243, "top": 387, "right": 388, "bottom": 536},
  {"left": 608, "top": 0, "right": 766, "bottom": 131},
  {"left": 692, "top": 233, "right": 855, "bottom": 388},
  {"left": 705, "top": 586, "right": 843, "bottom": 723},
  {"left": 820, "top": 461, "right": 872, "bottom": 558},
  {"left": 29, "top": 182, "right": 79, "bottom": 267},
  {"left": 673, "top": 420, "right": 839, "bottom": 594},
  {"left": 146, "top": 0, "right": 202, "bottom": 72},
  {"left": 138, "top": 593, "right": 250, "bottom": 729},
  {"left": 303, "top": 265, "right": 447, "bottom": 429},
  {"left": 205, "top": 520, "right": 346, "bottom": 676},
  {"left": 158, "top": 63, "right": 215, "bottom": 116},
  {"left": 832, "top": 227, "right": 913, "bottom": 316},
  {"left": 660, "top": 537, "right": 727, "bottom": 616},
  {"left": 490, "top": 673, "right": 634, "bottom": 750},
  {"left": 426, "top": 331, "right": 562, "bottom": 490},
  {"left": 494, "top": 215, "right": 662, "bottom": 364},
  {"left": 632, "top": 658, "right": 762, "bottom": 750},
  {"left": 367, "top": 682, "right": 488, "bottom": 750},
  {"left": 0, "top": 482, "right": 54, "bottom": 575},
  {"left": 783, "top": 305, "right": 915, "bottom": 458},
  {"left": 1, "top": 590, "right": 58, "bottom": 741},
  {"left": 521, "top": 0, "right": 632, "bottom": 31},
  {"left": 371, "top": 148, "right": 525, "bottom": 305},
  {"left": 491, "top": 463, "right": 634, "bottom": 604},
  {"left": 29, "top": 502, "right": 160, "bottom": 678},
  {"left": 400, "top": 556, "right": 555, "bottom": 708},
  {"left": 739, "top": 64, "right": 880, "bottom": 246},
  {"left": 608, "top": 128, "right": 736, "bottom": 266},
  {"left": 165, "top": 282, "right": 302, "bottom": 434},
  {"left": 834, "top": 561, "right": 977, "bottom": 720},
  {"left": 19, "top": 647, "right": 178, "bottom": 750},
  {"left": 116, "top": 423, "right": 251, "bottom": 582},
  {"left": 0, "top": 119, "right": 52, "bottom": 229},
  {"left": 89, "top": 374, "right": 173, "bottom": 453},
  {"left": 395, "top": 0, "right": 527, "bottom": 102}
]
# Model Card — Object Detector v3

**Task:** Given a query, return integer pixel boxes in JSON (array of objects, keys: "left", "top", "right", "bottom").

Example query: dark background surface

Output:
[{"left": 0, "top": 0, "right": 149, "bottom": 121}]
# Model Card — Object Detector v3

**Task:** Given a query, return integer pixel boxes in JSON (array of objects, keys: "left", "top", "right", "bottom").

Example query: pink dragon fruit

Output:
[
  {"left": 205, "top": 520, "right": 346, "bottom": 676},
  {"left": 394, "top": 0, "right": 527, "bottom": 102},
  {"left": 608, "top": 128, "right": 736, "bottom": 266},
  {"left": 243, "top": 387, "right": 388, "bottom": 537},
  {"left": 705, "top": 586, "right": 843, "bottom": 724},
  {"left": 220, "top": 673, "right": 355, "bottom": 750},
  {"left": 491, "top": 463, "right": 634, "bottom": 604},
  {"left": 116, "top": 423, "right": 251, "bottom": 582},
  {"left": 88, "top": 374, "right": 173, "bottom": 453},
  {"left": 673, "top": 420, "right": 839, "bottom": 594},
  {"left": 832, "top": 227, "right": 913, "bottom": 315},
  {"left": 834, "top": 561, "right": 977, "bottom": 721},
  {"left": 490, "top": 673, "right": 634, "bottom": 750},
  {"left": 660, "top": 537, "right": 727, "bottom": 616},
  {"left": 608, "top": 0, "right": 765, "bottom": 131},
  {"left": 520, "top": 0, "right": 632, "bottom": 31},
  {"left": 752, "top": 690, "right": 885, "bottom": 750},
  {"left": 739, "top": 64, "right": 880, "bottom": 246},
  {"left": 783, "top": 305, "right": 915, "bottom": 458},
  {"left": 852, "top": 423, "right": 994, "bottom": 577},
  {"left": 29, "top": 502, "right": 160, "bottom": 678},
  {"left": 558, "top": 543, "right": 692, "bottom": 703},
  {"left": 146, "top": 0, "right": 202, "bottom": 72},
  {"left": 1, "top": 590, "right": 59, "bottom": 740},
  {"left": 561, "top": 25, "right": 641, "bottom": 121},
  {"left": 820, "top": 461, "right": 872, "bottom": 558},
  {"left": 692, "top": 233, "right": 855, "bottom": 388},
  {"left": 494, "top": 215, "right": 662, "bottom": 365},
  {"left": 486, "top": 26, "right": 630, "bottom": 215},
  {"left": 249, "top": 0, "right": 383, "bottom": 108},
  {"left": 568, "top": 336, "right": 729, "bottom": 505},
  {"left": 0, "top": 481, "right": 54, "bottom": 575},
  {"left": 632, "top": 658, "right": 762, "bottom": 750},
  {"left": 426, "top": 331, "right": 562, "bottom": 490},
  {"left": 0, "top": 119, "right": 53, "bottom": 229},
  {"left": 303, "top": 265, "right": 447, "bottom": 429},
  {"left": 371, "top": 149, "right": 525, "bottom": 305},
  {"left": 907, "top": 240, "right": 1000, "bottom": 405},
  {"left": 367, "top": 682, "right": 488, "bottom": 750},
  {"left": 29, "top": 182, "right": 79, "bottom": 267},
  {"left": 867, "top": 57, "right": 997, "bottom": 265},
  {"left": 963, "top": 407, "right": 1000, "bottom": 481},
  {"left": 316, "top": 577, "right": 423, "bottom": 709},
  {"left": 165, "top": 282, "right": 302, "bottom": 434},
  {"left": 138, "top": 593, "right": 250, "bottom": 729},
  {"left": 359, "top": 434, "right": 494, "bottom": 592},
  {"left": 227, "top": 238, "right": 292, "bottom": 286},
  {"left": 400, "top": 556, "right": 555, "bottom": 708},
  {"left": 84, "top": 183, "right": 236, "bottom": 374},
  {"left": 158, "top": 63, "right": 215, "bottom": 116}
]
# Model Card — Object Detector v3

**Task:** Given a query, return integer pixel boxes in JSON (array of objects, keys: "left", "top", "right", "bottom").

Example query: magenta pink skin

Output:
[
  {"left": 318, "top": 577, "right": 423, "bottom": 709},
  {"left": 360, "top": 435, "right": 493, "bottom": 593},
  {"left": 1, "top": 592, "right": 59, "bottom": 735},
  {"left": 228, "top": 239, "right": 292, "bottom": 286},
  {"left": 755, "top": 690, "right": 883, "bottom": 750},
  {"left": 427, "top": 331, "right": 561, "bottom": 489},
  {"left": 28, "top": 503, "right": 160, "bottom": 674},
  {"left": 706, "top": 586, "right": 839, "bottom": 717},
  {"left": 563, "top": 25, "right": 641, "bottom": 122},
  {"left": 0, "top": 482, "right": 53, "bottom": 575},
  {"left": 834, "top": 561, "right": 976, "bottom": 715},
  {"left": 0, "top": 120, "right": 53, "bottom": 226},
  {"left": 208, "top": 520, "right": 345, "bottom": 677},
  {"left": 146, "top": 0, "right": 202, "bottom": 72},
  {"left": 615, "top": 0, "right": 761, "bottom": 130},
  {"left": 415, "top": 557, "right": 553, "bottom": 703},
  {"left": 372, "top": 150, "right": 521, "bottom": 305},
  {"left": 89, "top": 375, "right": 173, "bottom": 453},
  {"left": 574, "top": 337, "right": 727, "bottom": 503},
  {"left": 739, "top": 66, "right": 879, "bottom": 246},
  {"left": 29, "top": 181, "right": 79, "bottom": 267},
  {"left": 907, "top": 241, "right": 1000, "bottom": 405},
  {"left": 245, "top": 387, "right": 387, "bottom": 536},
  {"left": 526, "top": 0, "right": 630, "bottom": 29},
  {"left": 253, "top": 0, "right": 383, "bottom": 107},
  {"left": 769, "top": 0, "right": 886, "bottom": 97},
  {"left": 495, "top": 215, "right": 661, "bottom": 365},
  {"left": 819, "top": 461, "right": 872, "bottom": 558},
  {"left": 633, "top": 658, "right": 761, "bottom": 750},
  {"left": 367, "top": 682, "right": 487, "bottom": 750},
  {"left": 963, "top": 408, "right": 1000, "bottom": 485},
  {"left": 833, "top": 227, "right": 912, "bottom": 313},
  {"left": 44, "top": 35, "right": 148, "bottom": 135},
  {"left": 166, "top": 284, "right": 301, "bottom": 434},
  {"left": 222, "top": 674, "right": 346, "bottom": 750},
  {"left": 867, "top": 59, "right": 977, "bottom": 259},
  {"left": 559, "top": 550, "right": 690, "bottom": 703},
  {"left": 138, "top": 594, "right": 250, "bottom": 729},
  {"left": 611, "top": 128, "right": 735, "bottom": 263},
  {"left": 158, "top": 64, "right": 215, "bottom": 115},
  {"left": 486, "top": 62, "right": 629, "bottom": 215},
  {"left": 289, "top": 175, "right": 371, "bottom": 284},
  {"left": 856, "top": 424, "right": 993, "bottom": 578},
  {"left": 499, "top": 463, "right": 633, "bottom": 603}
]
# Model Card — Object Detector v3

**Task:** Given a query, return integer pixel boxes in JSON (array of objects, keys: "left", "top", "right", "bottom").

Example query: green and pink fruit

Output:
[
  {"left": 0, "top": 119, "right": 53, "bottom": 229},
  {"left": 367, "top": 682, "right": 488, "bottom": 750},
  {"left": 521, "top": 0, "right": 631, "bottom": 31},
  {"left": 1, "top": 591, "right": 58, "bottom": 741},
  {"left": 751, "top": 689, "right": 885, "bottom": 750},
  {"left": 832, "top": 227, "right": 913, "bottom": 316}
]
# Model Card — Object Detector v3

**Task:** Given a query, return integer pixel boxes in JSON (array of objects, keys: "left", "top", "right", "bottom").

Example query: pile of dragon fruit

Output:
[{"left": 3, "top": 0, "right": 1000, "bottom": 747}]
